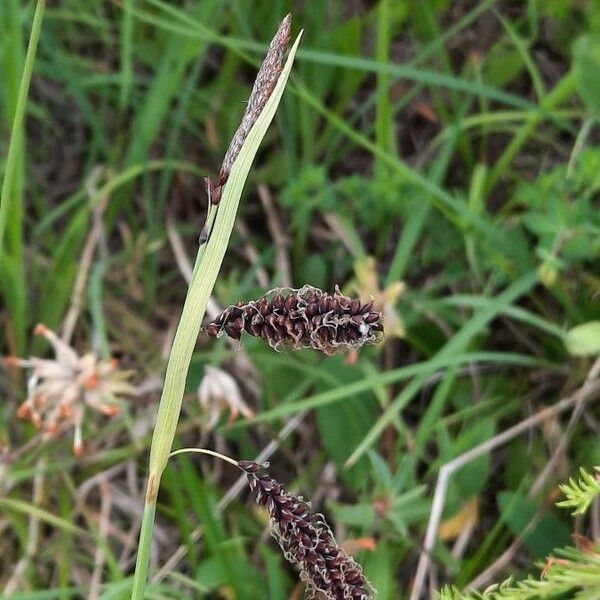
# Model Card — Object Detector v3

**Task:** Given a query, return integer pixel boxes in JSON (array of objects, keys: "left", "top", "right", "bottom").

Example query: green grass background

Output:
[{"left": 1, "top": 1, "right": 599, "bottom": 598}]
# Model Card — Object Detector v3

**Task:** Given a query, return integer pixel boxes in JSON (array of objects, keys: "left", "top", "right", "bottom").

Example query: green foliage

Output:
[
  {"left": 2, "top": 1, "right": 599, "bottom": 598},
  {"left": 330, "top": 452, "right": 429, "bottom": 538},
  {"left": 514, "top": 148, "right": 600, "bottom": 268},
  {"left": 436, "top": 467, "right": 600, "bottom": 600},
  {"left": 573, "top": 35, "right": 600, "bottom": 115},
  {"left": 497, "top": 491, "right": 571, "bottom": 558},
  {"left": 437, "top": 544, "right": 600, "bottom": 600},
  {"left": 557, "top": 467, "right": 600, "bottom": 516}
]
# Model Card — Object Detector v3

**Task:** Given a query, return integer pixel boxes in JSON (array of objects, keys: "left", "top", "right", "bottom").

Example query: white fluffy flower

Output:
[
  {"left": 6, "top": 324, "right": 136, "bottom": 456},
  {"left": 197, "top": 365, "right": 254, "bottom": 430}
]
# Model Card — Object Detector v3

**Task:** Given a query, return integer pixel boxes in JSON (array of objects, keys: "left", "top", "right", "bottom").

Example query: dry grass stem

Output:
[
  {"left": 258, "top": 183, "right": 292, "bottom": 287},
  {"left": 466, "top": 509, "right": 545, "bottom": 590},
  {"left": 464, "top": 356, "right": 600, "bottom": 591},
  {"left": 61, "top": 166, "right": 109, "bottom": 345},
  {"left": 409, "top": 371, "right": 600, "bottom": 600},
  {"left": 235, "top": 219, "right": 270, "bottom": 287},
  {"left": 88, "top": 476, "right": 111, "bottom": 600}
]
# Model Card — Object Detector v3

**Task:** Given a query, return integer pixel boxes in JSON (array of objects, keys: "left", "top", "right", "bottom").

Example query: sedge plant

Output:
[
  {"left": 169, "top": 447, "right": 375, "bottom": 599},
  {"left": 130, "top": 17, "right": 303, "bottom": 599}
]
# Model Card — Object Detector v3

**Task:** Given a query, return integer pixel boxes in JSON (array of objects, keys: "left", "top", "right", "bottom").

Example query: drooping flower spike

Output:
[
  {"left": 239, "top": 460, "right": 376, "bottom": 599},
  {"left": 204, "top": 286, "right": 383, "bottom": 355},
  {"left": 167, "top": 448, "right": 377, "bottom": 599}
]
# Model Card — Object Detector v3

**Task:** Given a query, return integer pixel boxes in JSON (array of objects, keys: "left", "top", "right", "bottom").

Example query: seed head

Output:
[
  {"left": 207, "top": 14, "right": 292, "bottom": 205},
  {"left": 204, "top": 286, "right": 383, "bottom": 355},
  {"left": 239, "top": 460, "right": 376, "bottom": 599},
  {"left": 4, "top": 324, "right": 136, "bottom": 456},
  {"left": 197, "top": 365, "right": 254, "bottom": 429}
]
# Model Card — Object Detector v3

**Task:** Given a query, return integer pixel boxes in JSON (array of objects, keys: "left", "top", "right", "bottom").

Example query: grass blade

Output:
[
  {"left": 130, "top": 26, "right": 303, "bottom": 600},
  {"left": 346, "top": 271, "right": 539, "bottom": 466},
  {"left": 0, "top": 0, "right": 45, "bottom": 250}
]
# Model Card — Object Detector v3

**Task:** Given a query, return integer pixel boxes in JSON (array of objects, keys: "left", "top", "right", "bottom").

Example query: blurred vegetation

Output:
[{"left": 0, "top": 1, "right": 599, "bottom": 598}]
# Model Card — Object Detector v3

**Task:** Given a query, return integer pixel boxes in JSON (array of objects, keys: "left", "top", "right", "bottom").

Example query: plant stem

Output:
[
  {"left": 130, "top": 490, "right": 157, "bottom": 600},
  {"left": 130, "top": 29, "right": 302, "bottom": 600},
  {"left": 0, "top": 0, "right": 46, "bottom": 250},
  {"left": 485, "top": 70, "right": 576, "bottom": 193},
  {"left": 169, "top": 447, "right": 239, "bottom": 467},
  {"left": 130, "top": 226, "right": 231, "bottom": 598}
]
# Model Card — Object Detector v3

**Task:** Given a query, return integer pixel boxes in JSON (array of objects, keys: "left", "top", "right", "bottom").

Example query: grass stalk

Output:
[
  {"left": 485, "top": 70, "right": 576, "bottom": 192},
  {"left": 0, "top": 0, "right": 46, "bottom": 250},
  {"left": 130, "top": 28, "right": 302, "bottom": 600}
]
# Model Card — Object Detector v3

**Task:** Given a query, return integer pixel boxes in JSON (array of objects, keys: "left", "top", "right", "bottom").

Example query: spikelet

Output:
[
  {"left": 204, "top": 286, "right": 383, "bottom": 355},
  {"left": 206, "top": 14, "right": 292, "bottom": 205},
  {"left": 239, "top": 460, "right": 376, "bottom": 599}
]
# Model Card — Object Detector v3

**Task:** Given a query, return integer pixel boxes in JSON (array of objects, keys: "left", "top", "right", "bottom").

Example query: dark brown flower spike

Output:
[
  {"left": 204, "top": 285, "right": 383, "bottom": 355},
  {"left": 206, "top": 14, "right": 292, "bottom": 205},
  {"left": 239, "top": 460, "right": 376, "bottom": 599}
]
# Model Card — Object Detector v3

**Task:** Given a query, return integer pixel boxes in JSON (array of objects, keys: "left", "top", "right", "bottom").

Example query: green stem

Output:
[
  {"left": 0, "top": 0, "right": 46, "bottom": 250},
  {"left": 131, "top": 489, "right": 157, "bottom": 599},
  {"left": 169, "top": 447, "right": 239, "bottom": 467},
  {"left": 486, "top": 71, "right": 576, "bottom": 193},
  {"left": 130, "top": 30, "right": 302, "bottom": 600},
  {"left": 129, "top": 168, "right": 237, "bottom": 599}
]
